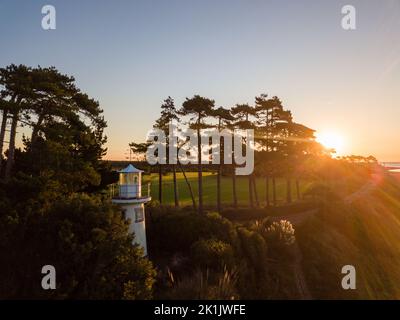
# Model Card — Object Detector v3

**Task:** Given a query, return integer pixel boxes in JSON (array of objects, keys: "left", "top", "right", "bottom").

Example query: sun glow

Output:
[{"left": 316, "top": 132, "right": 345, "bottom": 154}]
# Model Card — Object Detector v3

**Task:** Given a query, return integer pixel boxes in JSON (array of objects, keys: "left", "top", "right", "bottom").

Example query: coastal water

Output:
[{"left": 381, "top": 162, "right": 400, "bottom": 173}]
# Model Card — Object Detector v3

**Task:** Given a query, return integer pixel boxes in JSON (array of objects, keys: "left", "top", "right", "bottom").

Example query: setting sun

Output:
[{"left": 316, "top": 132, "right": 344, "bottom": 154}]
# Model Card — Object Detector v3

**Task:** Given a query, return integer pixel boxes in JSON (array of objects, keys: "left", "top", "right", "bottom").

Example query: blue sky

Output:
[{"left": 0, "top": 0, "right": 399, "bottom": 160}]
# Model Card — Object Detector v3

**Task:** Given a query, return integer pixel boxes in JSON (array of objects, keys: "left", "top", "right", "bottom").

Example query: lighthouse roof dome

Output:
[{"left": 118, "top": 164, "right": 143, "bottom": 173}]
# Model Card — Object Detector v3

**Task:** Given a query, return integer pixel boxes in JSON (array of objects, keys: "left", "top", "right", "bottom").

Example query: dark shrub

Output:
[
  {"left": 147, "top": 208, "right": 236, "bottom": 254},
  {"left": 236, "top": 227, "right": 268, "bottom": 272},
  {"left": 191, "top": 239, "right": 234, "bottom": 269}
]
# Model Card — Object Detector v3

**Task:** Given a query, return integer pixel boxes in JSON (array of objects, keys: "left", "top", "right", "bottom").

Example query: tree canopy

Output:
[{"left": 0, "top": 65, "right": 156, "bottom": 299}]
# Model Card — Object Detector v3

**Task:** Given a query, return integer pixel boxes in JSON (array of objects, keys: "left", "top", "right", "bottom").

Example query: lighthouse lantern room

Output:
[
  {"left": 112, "top": 164, "right": 151, "bottom": 256},
  {"left": 118, "top": 164, "right": 142, "bottom": 198}
]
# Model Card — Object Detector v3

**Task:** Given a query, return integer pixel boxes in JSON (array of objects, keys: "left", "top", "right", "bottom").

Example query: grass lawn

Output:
[{"left": 142, "top": 172, "right": 313, "bottom": 207}]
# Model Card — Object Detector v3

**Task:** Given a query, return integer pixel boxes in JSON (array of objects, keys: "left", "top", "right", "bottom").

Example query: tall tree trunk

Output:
[
  {"left": 179, "top": 162, "right": 196, "bottom": 209},
  {"left": 0, "top": 109, "right": 8, "bottom": 159},
  {"left": 197, "top": 124, "right": 203, "bottom": 214},
  {"left": 0, "top": 95, "right": 16, "bottom": 161},
  {"left": 272, "top": 177, "right": 277, "bottom": 206},
  {"left": 286, "top": 178, "right": 292, "bottom": 204},
  {"left": 232, "top": 169, "right": 237, "bottom": 208},
  {"left": 249, "top": 176, "right": 254, "bottom": 208},
  {"left": 173, "top": 164, "right": 179, "bottom": 207},
  {"left": 232, "top": 135, "right": 237, "bottom": 208},
  {"left": 217, "top": 131, "right": 223, "bottom": 213},
  {"left": 4, "top": 111, "right": 18, "bottom": 181},
  {"left": 217, "top": 164, "right": 222, "bottom": 213},
  {"left": 265, "top": 176, "right": 270, "bottom": 207},
  {"left": 158, "top": 164, "right": 163, "bottom": 204},
  {"left": 252, "top": 176, "right": 259, "bottom": 207},
  {"left": 172, "top": 165, "right": 179, "bottom": 207},
  {"left": 31, "top": 113, "right": 45, "bottom": 148},
  {"left": 296, "top": 179, "right": 300, "bottom": 200}
]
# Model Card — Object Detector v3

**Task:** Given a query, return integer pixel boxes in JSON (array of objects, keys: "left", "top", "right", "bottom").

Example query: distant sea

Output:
[{"left": 381, "top": 162, "right": 400, "bottom": 173}]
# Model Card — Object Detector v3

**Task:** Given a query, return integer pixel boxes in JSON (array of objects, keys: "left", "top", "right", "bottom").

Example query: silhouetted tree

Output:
[
  {"left": 211, "top": 107, "right": 235, "bottom": 213},
  {"left": 0, "top": 98, "right": 11, "bottom": 161},
  {"left": 231, "top": 103, "right": 257, "bottom": 208},
  {"left": 0, "top": 65, "right": 106, "bottom": 182},
  {"left": 180, "top": 95, "right": 215, "bottom": 214},
  {"left": 154, "top": 96, "right": 180, "bottom": 206},
  {"left": 0, "top": 65, "right": 31, "bottom": 179}
]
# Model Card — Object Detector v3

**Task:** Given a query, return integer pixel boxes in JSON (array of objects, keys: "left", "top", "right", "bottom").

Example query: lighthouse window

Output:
[
  {"left": 126, "top": 173, "right": 134, "bottom": 184},
  {"left": 134, "top": 206, "right": 144, "bottom": 222},
  {"left": 119, "top": 173, "right": 127, "bottom": 185},
  {"left": 120, "top": 173, "right": 137, "bottom": 185}
]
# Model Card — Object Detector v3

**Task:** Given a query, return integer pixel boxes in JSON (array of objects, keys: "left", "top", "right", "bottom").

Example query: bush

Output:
[
  {"left": 162, "top": 268, "right": 238, "bottom": 300},
  {"left": 148, "top": 207, "right": 299, "bottom": 299},
  {"left": 0, "top": 193, "right": 156, "bottom": 299},
  {"left": 147, "top": 208, "right": 236, "bottom": 254},
  {"left": 191, "top": 239, "right": 234, "bottom": 269},
  {"left": 236, "top": 227, "right": 268, "bottom": 271},
  {"left": 265, "top": 220, "right": 295, "bottom": 246}
]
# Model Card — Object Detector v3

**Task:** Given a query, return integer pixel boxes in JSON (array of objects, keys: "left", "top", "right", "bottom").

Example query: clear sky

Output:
[{"left": 0, "top": 0, "right": 399, "bottom": 161}]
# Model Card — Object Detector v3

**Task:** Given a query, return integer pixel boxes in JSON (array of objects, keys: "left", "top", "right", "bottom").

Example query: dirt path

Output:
[
  {"left": 272, "top": 209, "right": 318, "bottom": 226},
  {"left": 272, "top": 168, "right": 381, "bottom": 300},
  {"left": 289, "top": 241, "right": 312, "bottom": 299}
]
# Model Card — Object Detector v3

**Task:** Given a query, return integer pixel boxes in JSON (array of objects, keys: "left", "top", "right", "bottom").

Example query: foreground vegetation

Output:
[
  {"left": 146, "top": 205, "right": 299, "bottom": 299},
  {"left": 297, "top": 171, "right": 400, "bottom": 299},
  {"left": 141, "top": 163, "right": 400, "bottom": 299}
]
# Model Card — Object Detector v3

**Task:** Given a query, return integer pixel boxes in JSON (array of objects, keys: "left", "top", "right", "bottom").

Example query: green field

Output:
[{"left": 142, "top": 172, "right": 312, "bottom": 207}]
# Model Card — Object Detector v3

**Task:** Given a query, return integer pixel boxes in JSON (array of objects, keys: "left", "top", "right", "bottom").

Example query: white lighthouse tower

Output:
[{"left": 112, "top": 164, "right": 151, "bottom": 256}]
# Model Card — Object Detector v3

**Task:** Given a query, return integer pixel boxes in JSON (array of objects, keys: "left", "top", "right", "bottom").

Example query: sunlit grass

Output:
[
  {"left": 297, "top": 173, "right": 400, "bottom": 299},
  {"left": 143, "top": 172, "right": 313, "bottom": 206}
]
